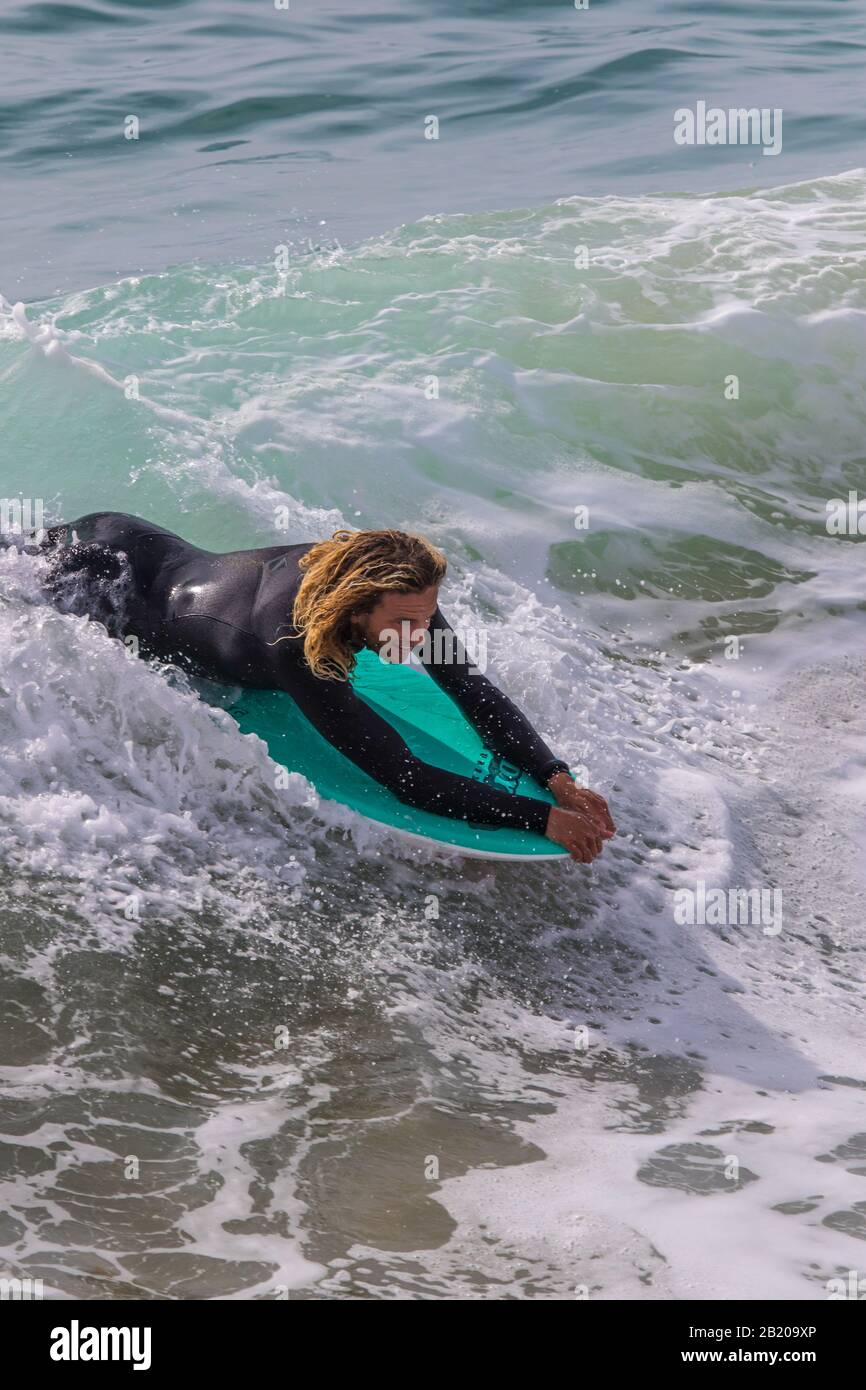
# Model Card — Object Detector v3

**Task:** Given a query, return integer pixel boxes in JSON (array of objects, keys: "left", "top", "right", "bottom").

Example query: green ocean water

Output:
[{"left": 1, "top": 0, "right": 865, "bottom": 1303}]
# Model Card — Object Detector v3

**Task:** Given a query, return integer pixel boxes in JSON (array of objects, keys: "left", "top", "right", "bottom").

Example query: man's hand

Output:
[
  {"left": 547, "top": 771, "right": 616, "bottom": 838},
  {"left": 544, "top": 806, "right": 607, "bottom": 863}
]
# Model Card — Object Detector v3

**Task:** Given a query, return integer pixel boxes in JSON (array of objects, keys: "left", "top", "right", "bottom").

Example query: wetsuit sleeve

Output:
[
  {"left": 272, "top": 646, "right": 552, "bottom": 834},
  {"left": 420, "top": 609, "right": 570, "bottom": 787}
]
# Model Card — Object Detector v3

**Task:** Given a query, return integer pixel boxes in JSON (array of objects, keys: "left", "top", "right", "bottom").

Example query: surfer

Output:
[{"left": 31, "top": 514, "right": 615, "bottom": 862}]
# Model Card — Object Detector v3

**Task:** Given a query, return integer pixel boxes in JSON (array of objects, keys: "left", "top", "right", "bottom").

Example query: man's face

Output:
[{"left": 354, "top": 585, "right": 439, "bottom": 661}]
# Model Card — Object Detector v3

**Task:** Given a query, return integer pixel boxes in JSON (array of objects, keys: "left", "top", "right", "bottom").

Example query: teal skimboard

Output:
[{"left": 228, "top": 649, "right": 566, "bottom": 859}]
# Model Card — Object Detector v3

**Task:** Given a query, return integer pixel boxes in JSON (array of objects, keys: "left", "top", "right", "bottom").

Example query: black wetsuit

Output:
[{"left": 38, "top": 513, "right": 568, "bottom": 833}]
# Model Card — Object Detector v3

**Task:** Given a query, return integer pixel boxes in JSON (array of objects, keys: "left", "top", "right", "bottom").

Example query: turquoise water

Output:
[
  {"left": 1, "top": 0, "right": 865, "bottom": 1301},
  {"left": 3, "top": 0, "right": 866, "bottom": 298}
]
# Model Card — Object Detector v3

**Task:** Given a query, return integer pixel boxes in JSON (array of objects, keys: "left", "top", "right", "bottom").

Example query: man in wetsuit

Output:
[{"left": 37, "top": 513, "right": 615, "bottom": 862}]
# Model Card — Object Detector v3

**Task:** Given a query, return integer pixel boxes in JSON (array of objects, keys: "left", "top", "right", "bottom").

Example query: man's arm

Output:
[
  {"left": 272, "top": 641, "right": 552, "bottom": 833},
  {"left": 420, "top": 608, "right": 569, "bottom": 787}
]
